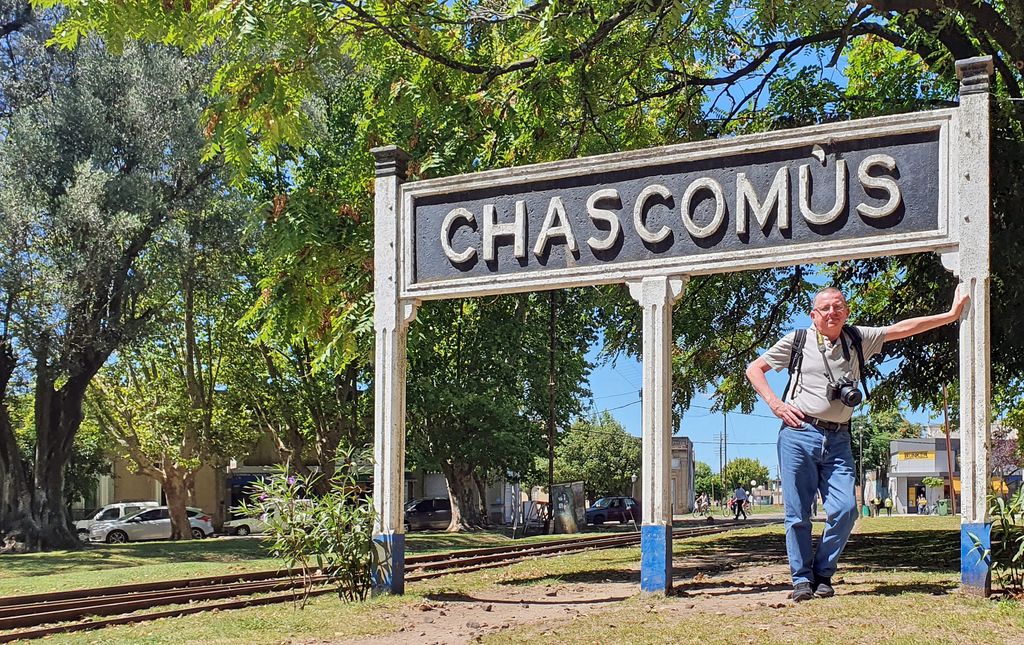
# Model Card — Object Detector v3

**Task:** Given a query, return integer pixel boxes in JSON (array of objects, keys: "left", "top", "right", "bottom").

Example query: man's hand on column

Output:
[
  {"left": 769, "top": 400, "right": 805, "bottom": 428},
  {"left": 950, "top": 286, "right": 970, "bottom": 319}
]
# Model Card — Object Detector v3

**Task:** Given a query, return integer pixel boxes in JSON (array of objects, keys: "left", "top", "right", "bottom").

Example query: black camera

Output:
[{"left": 826, "top": 376, "right": 863, "bottom": 407}]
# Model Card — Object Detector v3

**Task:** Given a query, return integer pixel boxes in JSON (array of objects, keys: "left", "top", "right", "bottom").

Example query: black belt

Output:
[{"left": 802, "top": 416, "right": 850, "bottom": 432}]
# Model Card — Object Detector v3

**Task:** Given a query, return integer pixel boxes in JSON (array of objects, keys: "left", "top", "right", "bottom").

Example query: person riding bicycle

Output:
[{"left": 696, "top": 492, "right": 710, "bottom": 514}]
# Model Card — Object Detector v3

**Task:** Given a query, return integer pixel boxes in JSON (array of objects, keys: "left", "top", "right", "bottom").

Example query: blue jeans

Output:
[{"left": 777, "top": 422, "right": 858, "bottom": 586}]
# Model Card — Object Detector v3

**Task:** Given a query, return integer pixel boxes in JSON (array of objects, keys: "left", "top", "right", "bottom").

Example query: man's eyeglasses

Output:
[{"left": 814, "top": 305, "right": 848, "bottom": 314}]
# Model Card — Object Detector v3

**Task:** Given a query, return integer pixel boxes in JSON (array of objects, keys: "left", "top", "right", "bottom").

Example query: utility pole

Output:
[
  {"left": 722, "top": 412, "right": 728, "bottom": 493},
  {"left": 545, "top": 290, "right": 556, "bottom": 534},
  {"left": 717, "top": 431, "right": 724, "bottom": 500},
  {"left": 942, "top": 383, "right": 958, "bottom": 515}
]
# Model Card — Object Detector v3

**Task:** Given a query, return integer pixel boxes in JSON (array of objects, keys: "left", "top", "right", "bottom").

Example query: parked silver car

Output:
[
  {"left": 74, "top": 501, "right": 159, "bottom": 540},
  {"left": 89, "top": 506, "right": 214, "bottom": 543}
]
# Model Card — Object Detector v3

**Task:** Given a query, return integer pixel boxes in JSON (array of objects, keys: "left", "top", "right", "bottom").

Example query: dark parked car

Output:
[
  {"left": 585, "top": 496, "right": 641, "bottom": 525},
  {"left": 404, "top": 497, "right": 452, "bottom": 531}
]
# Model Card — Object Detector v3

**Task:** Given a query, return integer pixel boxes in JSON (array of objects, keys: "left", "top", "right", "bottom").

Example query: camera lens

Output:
[{"left": 840, "top": 387, "right": 862, "bottom": 406}]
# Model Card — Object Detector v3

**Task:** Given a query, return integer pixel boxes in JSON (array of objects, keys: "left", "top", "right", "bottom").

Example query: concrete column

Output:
[
  {"left": 627, "top": 275, "right": 687, "bottom": 593},
  {"left": 953, "top": 56, "right": 993, "bottom": 596},
  {"left": 371, "top": 145, "right": 417, "bottom": 595}
]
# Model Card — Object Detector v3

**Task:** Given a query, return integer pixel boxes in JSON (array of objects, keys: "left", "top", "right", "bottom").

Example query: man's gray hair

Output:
[{"left": 813, "top": 286, "right": 847, "bottom": 303}]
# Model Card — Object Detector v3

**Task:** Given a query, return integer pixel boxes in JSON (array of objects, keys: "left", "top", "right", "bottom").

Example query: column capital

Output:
[
  {"left": 371, "top": 146, "right": 411, "bottom": 180},
  {"left": 937, "top": 250, "right": 959, "bottom": 277},
  {"left": 626, "top": 275, "right": 688, "bottom": 307},
  {"left": 401, "top": 299, "right": 421, "bottom": 325},
  {"left": 956, "top": 56, "right": 994, "bottom": 97}
]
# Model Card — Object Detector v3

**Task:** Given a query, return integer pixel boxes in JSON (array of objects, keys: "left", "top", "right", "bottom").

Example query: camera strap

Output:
[
  {"left": 781, "top": 328, "right": 806, "bottom": 402},
  {"left": 815, "top": 330, "right": 840, "bottom": 384},
  {"left": 842, "top": 324, "right": 872, "bottom": 400}
]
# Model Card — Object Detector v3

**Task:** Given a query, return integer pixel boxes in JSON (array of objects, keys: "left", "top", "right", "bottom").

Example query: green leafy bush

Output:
[
  {"left": 972, "top": 489, "right": 1024, "bottom": 595},
  {"left": 238, "top": 451, "right": 379, "bottom": 603}
]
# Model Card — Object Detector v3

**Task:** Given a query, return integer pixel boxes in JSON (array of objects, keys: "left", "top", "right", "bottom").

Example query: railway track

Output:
[{"left": 0, "top": 518, "right": 777, "bottom": 642}]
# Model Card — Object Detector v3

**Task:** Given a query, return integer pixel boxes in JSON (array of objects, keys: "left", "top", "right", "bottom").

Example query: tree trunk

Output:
[
  {"left": 212, "top": 461, "right": 227, "bottom": 532},
  {"left": 472, "top": 471, "right": 490, "bottom": 526},
  {"left": 441, "top": 462, "right": 485, "bottom": 532},
  {"left": 0, "top": 339, "right": 40, "bottom": 551},
  {"left": 1, "top": 340, "right": 84, "bottom": 552},
  {"left": 163, "top": 472, "right": 193, "bottom": 541}
]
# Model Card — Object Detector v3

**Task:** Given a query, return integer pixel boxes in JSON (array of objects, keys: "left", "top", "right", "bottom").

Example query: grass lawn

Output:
[
  {"left": 486, "top": 515, "right": 1024, "bottom": 645},
  {"left": 0, "top": 527, "right": 619, "bottom": 597},
  {"left": 4, "top": 515, "right": 1021, "bottom": 644}
]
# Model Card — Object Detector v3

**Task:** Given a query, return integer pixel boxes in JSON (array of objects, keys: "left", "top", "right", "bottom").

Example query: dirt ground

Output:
[{"left": 334, "top": 536, "right": 797, "bottom": 645}]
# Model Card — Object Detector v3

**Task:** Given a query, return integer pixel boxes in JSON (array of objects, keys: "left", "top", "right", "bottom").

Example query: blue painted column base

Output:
[
  {"left": 961, "top": 522, "right": 992, "bottom": 596},
  {"left": 372, "top": 532, "right": 405, "bottom": 595},
  {"left": 640, "top": 524, "right": 672, "bottom": 593}
]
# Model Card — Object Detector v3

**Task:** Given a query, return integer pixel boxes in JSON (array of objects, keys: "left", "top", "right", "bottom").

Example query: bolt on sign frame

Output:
[{"left": 371, "top": 57, "right": 995, "bottom": 597}]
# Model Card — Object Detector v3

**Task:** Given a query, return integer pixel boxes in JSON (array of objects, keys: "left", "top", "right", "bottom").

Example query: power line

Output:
[
  {"left": 604, "top": 399, "right": 641, "bottom": 411},
  {"left": 594, "top": 398, "right": 780, "bottom": 421},
  {"left": 592, "top": 390, "right": 637, "bottom": 400},
  {"left": 693, "top": 440, "right": 777, "bottom": 445}
]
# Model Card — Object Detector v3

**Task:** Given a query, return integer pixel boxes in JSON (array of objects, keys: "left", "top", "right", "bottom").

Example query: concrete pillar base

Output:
[
  {"left": 961, "top": 522, "right": 991, "bottom": 596},
  {"left": 640, "top": 524, "right": 672, "bottom": 594},
  {"left": 372, "top": 531, "right": 405, "bottom": 595}
]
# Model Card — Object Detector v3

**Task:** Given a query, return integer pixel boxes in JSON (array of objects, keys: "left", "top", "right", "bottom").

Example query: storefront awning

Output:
[{"left": 950, "top": 478, "right": 1008, "bottom": 494}]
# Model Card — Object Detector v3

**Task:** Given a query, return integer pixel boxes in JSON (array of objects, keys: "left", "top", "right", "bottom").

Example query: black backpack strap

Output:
[
  {"left": 843, "top": 324, "right": 872, "bottom": 400},
  {"left": 781, "top": 329, "right": 806, "bottom": 402}
]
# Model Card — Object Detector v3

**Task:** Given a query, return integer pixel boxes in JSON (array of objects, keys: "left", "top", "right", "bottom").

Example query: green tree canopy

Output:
[
  {"left": 0, "top": 34, "right": 221, "bottom": 550},
  {"left": 87, "top": 198, "right": 260, "bottom": 538},
  {"left": 722, "top": 457, "right": 770, "bottom": 494},
  {"left": 34, "top": 0, "right": 1024, "bottom": 502},
  {"left": 553, "top": 412, "right": 641, "bottom": 500},
  {"left": 406, "top": 290, "right": 597, "bottom": 531}
]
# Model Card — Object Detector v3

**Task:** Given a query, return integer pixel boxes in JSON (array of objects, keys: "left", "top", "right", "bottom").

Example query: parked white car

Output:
[
  {"left": 223, "top": 500, "right": 312, "bottom": 536},
  {"left": 89, "top": 506, "right": 214, "bottom": 543},
  {"left": 75, "top": 501, "right": 159, "bottom": 540},
  {"left": 222, "top": 513, "right": 269, "bottom": 536}
]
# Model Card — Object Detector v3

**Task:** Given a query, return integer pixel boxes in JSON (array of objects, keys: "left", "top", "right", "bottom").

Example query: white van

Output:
[{"left": 75, "top": 501, "right": 159, "bottom": 539}]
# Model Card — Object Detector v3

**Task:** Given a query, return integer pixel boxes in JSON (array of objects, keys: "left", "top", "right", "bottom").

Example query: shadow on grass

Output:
[
  {"left": 426, "top": 591, "right": 631, "bottom": 605},
  {"left": 405, "top": 529, "right": 632, "bottom": 553},
  {"left": 844, "top": 581, "right": 958, "bottom": 596},
  {"left": 492, "top": 520, "right": 959, "bottom": 592},
  {"left": 405, "top": 531, "right": 516, "bottom": 553},
  {"left": 674, "top": 526, "right": 958, "bottom": 575},
  {"left": 840, "top": 529, "right": 959, "bottom": 573},
  {"left": 497, "top": 566, "right": 639, "bottom": 587},
  {"left": 0, "top": 538, "right": 270, "bottom": 578},
  {"left": 673, "top": 576, "right": 793, "bottom": 596}
]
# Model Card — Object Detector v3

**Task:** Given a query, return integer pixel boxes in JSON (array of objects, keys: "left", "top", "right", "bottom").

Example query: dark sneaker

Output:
[
  {"left": 790, "top": 582, "right": 814, "bottom": 602},
  {"left": 813, "top": 577, "right": 835, "bottom": 598}
]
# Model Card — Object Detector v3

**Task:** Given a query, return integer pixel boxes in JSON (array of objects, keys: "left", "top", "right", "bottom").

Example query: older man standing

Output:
[{"left": 745, "top": 286, "right": 968, "bottom": 602}]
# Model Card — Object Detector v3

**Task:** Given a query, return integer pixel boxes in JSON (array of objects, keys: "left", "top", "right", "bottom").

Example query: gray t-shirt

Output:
[{"left": 762, "top": 325, "right": 886, "bottom": 423}]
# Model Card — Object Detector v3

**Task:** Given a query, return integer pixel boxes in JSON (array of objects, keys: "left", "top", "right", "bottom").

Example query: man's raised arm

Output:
[{"left": 883, "top": 288, "right": 970, "bottom": 342}]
